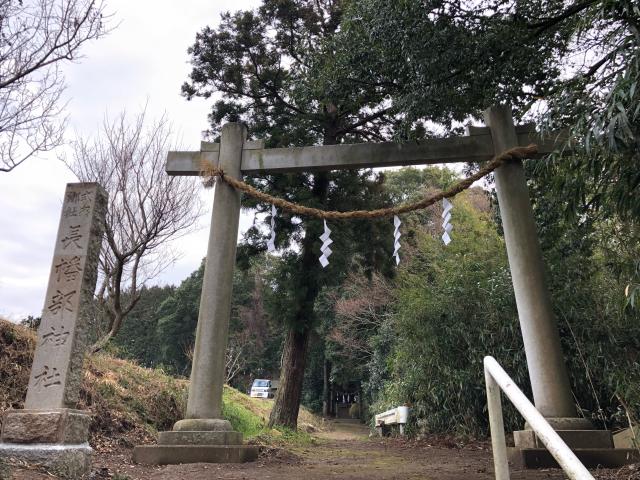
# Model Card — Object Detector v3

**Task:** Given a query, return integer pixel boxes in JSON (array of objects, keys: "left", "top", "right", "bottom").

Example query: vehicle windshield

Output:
[{"left": 253, "top": 380, "right": 269, "bottom": 387}]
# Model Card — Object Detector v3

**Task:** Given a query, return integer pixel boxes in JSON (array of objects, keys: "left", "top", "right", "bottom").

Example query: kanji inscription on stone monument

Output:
[
  {"left": 24, "top": 183, "right": 107, "bottom": 409},
  {"left": 0, "top": 182, "right": 107, "bottom": 477}
]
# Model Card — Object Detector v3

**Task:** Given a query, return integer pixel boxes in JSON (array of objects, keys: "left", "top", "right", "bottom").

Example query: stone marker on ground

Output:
[{"left": 0, "top": 183, "right": 107, "bottom": 478}]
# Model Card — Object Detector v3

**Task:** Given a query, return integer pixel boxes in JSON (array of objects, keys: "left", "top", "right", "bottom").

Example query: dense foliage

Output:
[
  {"left": 109, "top": 285, "right": 175, "bottom": 369},
  {"left": 323, "top": 165, "right": 640, "bottom": 436},
  {"left": 334, "top": 0, "right": 640, "bottom": 301},
  {"left": 111, "top": 261, "right": 283, "bottom": 391},
  {"left": 332, "top": 0, "right": 569, "bottom": 129},
  {"left": 539, "top": 0, "right": 640, "bottom": 219}
]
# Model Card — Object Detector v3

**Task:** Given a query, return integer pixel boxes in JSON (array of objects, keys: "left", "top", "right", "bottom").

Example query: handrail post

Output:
[
  {"left": 485, "top": 364, "right": 510, "bottom": 480},
  {"left": 484, "top": 356, "right": 595, "bottom": 480}
]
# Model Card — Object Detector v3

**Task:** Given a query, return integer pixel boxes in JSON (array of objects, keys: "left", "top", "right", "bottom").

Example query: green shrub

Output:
[
  {"left": 371, "top": 190, "right": 640, "bottom": 437},
  {"left": 221, "top": 396, "right": 265, "bottom": 438}
]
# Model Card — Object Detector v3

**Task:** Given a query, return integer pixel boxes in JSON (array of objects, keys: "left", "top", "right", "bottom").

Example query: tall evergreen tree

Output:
[
  {"left": 111, "top": 285, "right": 175, "bottom": 367},
  {"left": 336, "top": 0, "right": 640, "bottom": 218},
  {"left": 183, "top": 0, "right": 400, "bottom": 427}
]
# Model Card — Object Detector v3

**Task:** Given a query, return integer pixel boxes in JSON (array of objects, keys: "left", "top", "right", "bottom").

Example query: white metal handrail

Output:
[{"left": 484, "top": 356, "right": 594, "bottom": 480}]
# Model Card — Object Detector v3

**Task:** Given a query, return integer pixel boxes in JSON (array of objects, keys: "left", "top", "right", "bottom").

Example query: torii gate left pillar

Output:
[{"left": 133, "top": 124, "right": 259, "bottom": 465}]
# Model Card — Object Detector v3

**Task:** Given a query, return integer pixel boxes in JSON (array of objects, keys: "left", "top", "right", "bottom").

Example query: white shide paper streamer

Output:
[
  {"left": 319, "top": 220, "right": 333, "bottom": 268},
  {"left": 442, "top": 198, "right": 453, "bottom": 245},
  {"left": 393, "top": 215, "right": 401, "bottom": 265},
  {"left": 267, "top": 205, "right": 277, "bottom": 252}
]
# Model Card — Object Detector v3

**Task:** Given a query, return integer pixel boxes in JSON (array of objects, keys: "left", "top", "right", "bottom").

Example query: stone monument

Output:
[{"left": 0, "top": 183, "right": 107, "bottom": 477}]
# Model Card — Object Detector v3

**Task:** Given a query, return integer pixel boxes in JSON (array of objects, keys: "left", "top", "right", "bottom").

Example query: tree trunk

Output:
[
  {"left": 322, "top": 358, "right": 331, "bottom": 417},
  {"left": 268, "top": 124, "right": 337, "bottom": 429},
  {"left": 268, "top": 327, "right": 311, "bottom": 429},
  {"left": 268, "top": 212, "right": 323, "bottom": 428},
  {"left": 90, "top": 309, "right": 121, "bottom": 353}
]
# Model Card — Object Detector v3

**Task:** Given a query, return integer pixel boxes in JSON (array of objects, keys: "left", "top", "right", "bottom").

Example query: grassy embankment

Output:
[{"left": 0, "top": 319, "right": 320, "bottom": 451}]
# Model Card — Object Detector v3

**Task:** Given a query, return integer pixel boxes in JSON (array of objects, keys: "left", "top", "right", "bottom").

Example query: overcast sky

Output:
[{"left": 0, "top": 0, "right": 259, "bottom": 320}]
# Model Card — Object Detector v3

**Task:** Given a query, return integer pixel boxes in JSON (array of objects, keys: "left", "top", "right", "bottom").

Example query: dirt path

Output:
[
  {"left": 5, "top": 421, "right": 633, "bottom": 479},
  {"left": 315, "top": 418, "right": 371, "bottom": 441},
  {"left": 92, "top": 437, "right": 561, "bottom": 480}
]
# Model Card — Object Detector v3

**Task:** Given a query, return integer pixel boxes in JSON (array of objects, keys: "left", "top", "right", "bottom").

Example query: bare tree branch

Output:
[
  {"left": 225, "top": 340, "right": 245, "bottom": 384},
  {"left": 64, "top": 107, "right": 204, "bottom": 352},
  {"left": 0, "top": 0, "right": 110, "bottom": 172},
  {"left": 329, "top": 273, "right": 393, "bottom": 363},
  {"left": 526, "top": 0, "right": 598, "bottom": 34}
]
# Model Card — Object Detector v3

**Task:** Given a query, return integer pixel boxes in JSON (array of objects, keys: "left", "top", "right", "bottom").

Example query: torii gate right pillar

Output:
[
  {"left": 483, "top": 106, "right": 617, "bottom": 458},
  {"left": 484, "top": 105, "right": 577, "bottom": 422}
]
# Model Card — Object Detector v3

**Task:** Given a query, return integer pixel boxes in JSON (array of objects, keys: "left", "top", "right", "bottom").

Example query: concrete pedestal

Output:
[
  {"left": 133, "top": 444, "right": 258, "bottom": 465},
  {"left": 509, "top": 420, "right": 639, "bottom": 468},
  {"left": 0, "top": 409, "right": 92, "bottom": 478},
  {"left": 514, "top": 428, "right": 613, "bottom": 449},
  {"left": 132, "top": 428, "right": 258, "bottom": 465},
  {"left": 508, "top": 447, "right": 640, "bottom": 469},
  {"left": 509, "top": 409, "right": 637, "bottom": 468}
]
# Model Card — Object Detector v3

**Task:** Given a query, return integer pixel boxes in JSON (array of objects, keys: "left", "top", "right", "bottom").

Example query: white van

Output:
[{"left": 250, "top": 379, "right": 278, "bottom": 399}]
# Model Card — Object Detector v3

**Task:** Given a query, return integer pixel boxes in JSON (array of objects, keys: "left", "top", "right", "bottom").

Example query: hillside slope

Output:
[{"left": 0, "top": 319, "right": 321, "bottom": 452}]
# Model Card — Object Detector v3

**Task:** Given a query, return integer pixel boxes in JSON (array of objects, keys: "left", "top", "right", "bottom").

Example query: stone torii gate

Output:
[{"left": 134, "top": 105, "right": 611, "bottom": 466}]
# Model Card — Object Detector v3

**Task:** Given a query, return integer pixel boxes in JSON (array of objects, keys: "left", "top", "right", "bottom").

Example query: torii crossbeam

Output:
[
  {"left": 166, "top": 124, "right": 562, "bottom": 175},
  {"left": 134, "top": 105, "right": 610, "bottom": 467}
]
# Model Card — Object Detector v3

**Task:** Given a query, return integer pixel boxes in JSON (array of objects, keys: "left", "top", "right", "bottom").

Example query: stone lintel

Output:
[
  {"left": 199, "top": 140, "right": 264, "bottom": 152},
  {"left": 166, "top": 126, "right": 563, "bottom": 176},
  {"left": 0, "top": 409, "right": 91, "bottom": 445},
  {"left": 240, "top": 135, "right": 496, "bottom": 173},
  {"left": 132, "top": 444, "right": 259, "bottom": 465},
  {"left": 165, "top": 150, "right": 220, "bottom": 176}
]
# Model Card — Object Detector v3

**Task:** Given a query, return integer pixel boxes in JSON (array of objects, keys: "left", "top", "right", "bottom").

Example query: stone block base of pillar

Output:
[
  {"left": 133, "top": 444, "right": 259, "bottom": 464},
  {"left": 0, "top": 409, "right": 92, "bottom": 477},
  {"left": 133, "top": 420, "right": 259, "bottom": 465},
  {"left": 510, "top": 419, "right": 639, "bottom": 469},
  {"left": 508, "top": 446, "right": 640, "bottom": 469},
  {"left": 514, "top": 428, "right": 614, "bottom": 449},
  {"left": 524, "top": 416, "right": 594, "bottom": 431}
]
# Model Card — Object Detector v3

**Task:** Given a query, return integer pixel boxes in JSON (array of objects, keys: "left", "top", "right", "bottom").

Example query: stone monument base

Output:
[
  {"left": 0, "top": 443, "right": 92, "bottom": 478},
  {"left": 0, "top": 409, "right": 93, "bottom": 477},
  {"left": 1, "top": 409, "right": 92, "bottom": 444},
  {"left": 133, "top": 422, "right": 259, "bottom": 465}
]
